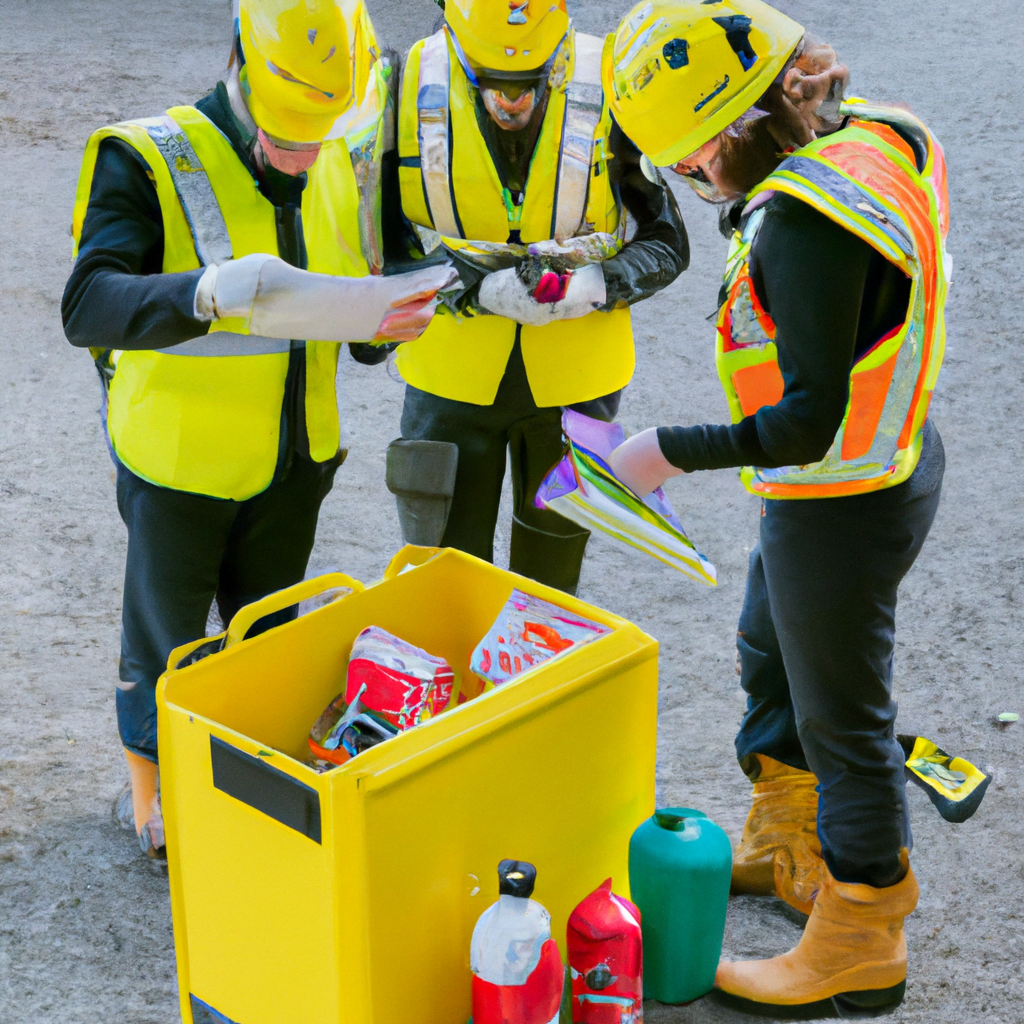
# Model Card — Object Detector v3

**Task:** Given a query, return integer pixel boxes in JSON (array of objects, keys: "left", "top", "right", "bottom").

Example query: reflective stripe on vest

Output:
[
  {"left": 141, "top": 114, "right": 292, "bottom": 358},
  {"left": 144, "top": 115, "right": 233, "bottom": 265},
  {"left": 72, "top": 96, "right": 382, "bottom": 499},
  {"left": 416, "top": 30, "right": 461, "bottom": 238},
  {"left": 395, "top": 30, "right": 634, "bottom": 407},
  {"left": 715, "top": 103, "right": 950, "bottom": 499},
  {"left": 553, "top": 33, "right": 605, "bottom": 243}
]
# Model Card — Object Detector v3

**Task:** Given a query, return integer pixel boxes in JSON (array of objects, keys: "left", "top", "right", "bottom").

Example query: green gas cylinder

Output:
[{"left": 628, "top": 807, "right": 732, "bottom": 1004}]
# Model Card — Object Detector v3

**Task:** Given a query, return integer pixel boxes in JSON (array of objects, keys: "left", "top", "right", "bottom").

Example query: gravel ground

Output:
[{"left": 1, "top": 0, "right": 1022, "bottom": 1021}]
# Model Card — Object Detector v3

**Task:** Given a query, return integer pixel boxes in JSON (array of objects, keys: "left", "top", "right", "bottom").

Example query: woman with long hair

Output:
[{"left": 605, "top": 1, "right": 950, "bottom": 1015}]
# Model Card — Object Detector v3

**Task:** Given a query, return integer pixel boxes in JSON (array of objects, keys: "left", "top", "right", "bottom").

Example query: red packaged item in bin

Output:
[
  {"left": 470, "top": 590, "right": 611, "bottom": 686},
  {"left": 344, "top": 626, "right": 454, "bottom": 730},
  {"left": 567, "top": 879, "right": 643, "bottom": 1023}
]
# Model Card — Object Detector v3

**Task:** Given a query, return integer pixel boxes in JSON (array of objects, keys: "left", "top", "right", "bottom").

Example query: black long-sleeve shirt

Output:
[
  {"left": 602, "top": 122, "right": 689, "bottom": 308},
  {"left": 657, "top": 193, "right": 912, "bottom": 472}
]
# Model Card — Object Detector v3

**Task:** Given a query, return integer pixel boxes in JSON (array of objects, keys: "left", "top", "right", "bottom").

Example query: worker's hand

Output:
[
  {"left": 372, "top": 266, "right": 459, "bottom": 342},
  {"left": 477, "top": 263, "right": 606, "bottom": 326},
  {"left": 193, "top": 254, "right": 458, "bottom": 343},
  {"left": 607, "top": 428, "right": 684, "bottom": 498}
]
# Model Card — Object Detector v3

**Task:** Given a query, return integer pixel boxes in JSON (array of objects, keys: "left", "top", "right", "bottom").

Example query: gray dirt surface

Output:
[{"left": 1, "top": 0, "right": 1022, "bottom": 1021}]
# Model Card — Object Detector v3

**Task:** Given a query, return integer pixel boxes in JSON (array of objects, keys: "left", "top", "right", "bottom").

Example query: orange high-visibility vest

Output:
[{"left": 716, "top": 101, "right": 950, "bottom": 498}]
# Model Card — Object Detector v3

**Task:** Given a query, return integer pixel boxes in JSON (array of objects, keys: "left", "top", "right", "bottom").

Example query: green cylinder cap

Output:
[{"left": 654, "top": 807, "right": 707, "bottom": 832}]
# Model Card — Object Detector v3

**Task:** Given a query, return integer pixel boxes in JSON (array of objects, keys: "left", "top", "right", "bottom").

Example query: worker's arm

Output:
[
  {"left": 62, "top": 139, "right": 210, "bottom": 351},
  {"left": 64, "top": 137, "right": 454, "bottom": 352},
  {"left": 654, "top": 195, "right": 870, "bottom": 473},
  {"left": 599, "top": 119, "right": 690, "bottom": 310}
]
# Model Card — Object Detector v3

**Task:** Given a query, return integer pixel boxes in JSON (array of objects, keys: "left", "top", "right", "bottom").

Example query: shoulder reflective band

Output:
[
  {"left": 143, "top": 115, "right": 234, "bottom": 266},
  {"left": 417, "top": 31, "right": 460, "bottom": 238},
  {"left": 552, "top": 32, "right": 605, "bottom": 243}
]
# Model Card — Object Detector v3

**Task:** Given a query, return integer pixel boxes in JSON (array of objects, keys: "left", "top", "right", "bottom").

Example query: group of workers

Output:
[{"left": 63, "top": 0, "right": 950, "bottom": 1016}]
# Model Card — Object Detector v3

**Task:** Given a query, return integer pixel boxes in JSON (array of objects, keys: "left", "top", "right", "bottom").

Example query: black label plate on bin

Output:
[{"left": 210, "top": 736, "right": 322, "bottom": 843}]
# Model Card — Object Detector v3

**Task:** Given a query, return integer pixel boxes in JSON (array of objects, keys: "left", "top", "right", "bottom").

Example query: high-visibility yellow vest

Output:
[
  {"left": 716, "top": 102, "right": 950, "bottom": 498},
  {"left": 71, "top": 87, "right": 385, "bottom": 501},
  {"left": 396, "top": 28, "right": 634, "bottom": 407}
]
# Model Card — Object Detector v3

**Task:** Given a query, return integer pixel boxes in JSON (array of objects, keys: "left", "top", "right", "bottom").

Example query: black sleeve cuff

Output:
[{"left": 657, "top": 416, "right": 768, "bottom": 473}]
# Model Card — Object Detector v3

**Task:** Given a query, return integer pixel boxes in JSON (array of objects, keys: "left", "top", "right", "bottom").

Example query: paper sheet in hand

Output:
[{"left": 535, "top": 410, "right": 717, "bottom": 586}]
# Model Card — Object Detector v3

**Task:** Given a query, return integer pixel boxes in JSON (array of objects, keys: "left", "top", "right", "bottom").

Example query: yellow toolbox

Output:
[{"left": 158, "top": 546, "right": 658, "bottom": 1024}]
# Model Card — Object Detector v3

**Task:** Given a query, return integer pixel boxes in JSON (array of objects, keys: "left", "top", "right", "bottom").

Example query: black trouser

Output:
[
  {"left": 115, "top": 453, "right": 341, "bottom": 762},
  {"left": 735, "top": 422, "right": 945, "bottom": 888},
  {"left": 400, "top": 340, "right": 620, "bottom": 594}
]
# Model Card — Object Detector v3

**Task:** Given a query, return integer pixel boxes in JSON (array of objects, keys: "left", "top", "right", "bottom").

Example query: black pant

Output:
[
  {"left": 115, "top": 454, "right": 341, "bottom": 762},
  {"left": 400, "top": 340, "right": 620, "bottom": 594},
  {"left": 735, "top": 422, "right": 945, "bottom": 888}
]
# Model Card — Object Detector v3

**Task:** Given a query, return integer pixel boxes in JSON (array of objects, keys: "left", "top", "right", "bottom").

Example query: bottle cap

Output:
[
  {"left": 497, "top": 859, "right": 537, "bottom": 897},
  {"left": 654, "top": 807, "right": 707, "bottom": 832}
]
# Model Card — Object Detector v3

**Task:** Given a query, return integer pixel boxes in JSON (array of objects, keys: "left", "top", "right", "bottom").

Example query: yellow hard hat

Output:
[
  {"left": 237, "top": 0, "right": 355, "bottom": 144},
  {"left": 445, "top": 0, "right": 570, "bottom": 77},
  {"left": 605, "top": 0, "right": 804, "bottom": 167}
]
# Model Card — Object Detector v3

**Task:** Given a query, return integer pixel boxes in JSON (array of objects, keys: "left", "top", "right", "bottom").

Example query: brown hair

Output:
[{"left": 712, "top": 36, "right": 850, "bottom": 199}]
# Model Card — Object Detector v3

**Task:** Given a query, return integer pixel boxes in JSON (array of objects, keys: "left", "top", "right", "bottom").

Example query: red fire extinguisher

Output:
[{"left": 567, "top": 878, "right": 642, "bottom": 1023}]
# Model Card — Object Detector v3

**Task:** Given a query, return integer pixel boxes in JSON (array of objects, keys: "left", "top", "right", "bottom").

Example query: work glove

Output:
[
  {"left": 607, "top": 428, "right": 684, "bottom": 498},
  {"left": 193, "top": 253, "right": 459, "bottom": 343},
  {"left": 477, "top": 262, "right": 606, "bottom": 326}
]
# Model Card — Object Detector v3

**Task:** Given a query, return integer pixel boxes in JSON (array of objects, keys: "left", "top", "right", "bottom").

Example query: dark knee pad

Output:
[
  {"left": 509, "top": 514, "right": 590, "bottom": 596},
  {"left": 386, "top": 439, "right": 459, "bottom": 547}
]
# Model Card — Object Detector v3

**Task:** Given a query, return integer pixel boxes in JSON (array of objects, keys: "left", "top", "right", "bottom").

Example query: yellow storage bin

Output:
[{"left": 157, "top": 546, "right": 658, "bottom": 1024}]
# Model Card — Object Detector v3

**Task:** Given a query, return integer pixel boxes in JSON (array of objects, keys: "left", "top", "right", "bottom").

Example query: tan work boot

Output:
[
  {"left": 732, "top": 754, "right": 824, "bottom": 914},
  {"left": 715, "top": 853, "right": 918, "bottom": 1018},
  {"left": 123, "top": 749, "right": 166, "bottom": 860}
]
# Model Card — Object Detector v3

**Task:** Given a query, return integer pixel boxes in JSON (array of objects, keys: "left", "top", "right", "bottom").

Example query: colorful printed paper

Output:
[
  {"left": 471, "top": 590, "right": 611, "bottom": 686},
  {"left": 535, "top": 410, "right": 717, "bottom": 587}
]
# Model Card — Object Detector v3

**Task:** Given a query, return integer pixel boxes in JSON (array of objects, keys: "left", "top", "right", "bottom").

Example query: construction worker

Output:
[
  {"left": 390, "top": 0, "right": 689, "bottom": 594},
  {"left": 605, "top": 0, "right": 949, "bottom": 1015},
  {"left": 61, "top": 0, "right": 455, "bottom": 859}
]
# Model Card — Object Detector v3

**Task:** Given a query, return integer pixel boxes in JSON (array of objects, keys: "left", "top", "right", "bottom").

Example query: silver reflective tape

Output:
[
  {"left": 349, "top": 131, "right": 384, "bottom": 274},
  {"left": 162, "top": 333, "right": 292, "bottom": 357},
  {"left": 145, "top": 115, "right": 234, "bottom": 266},
  {"left": 417, "top": 31, "right": 460, "bottom": 238},
  {"left": 553, "top": 33, "right": 605, "bottom": 243}
]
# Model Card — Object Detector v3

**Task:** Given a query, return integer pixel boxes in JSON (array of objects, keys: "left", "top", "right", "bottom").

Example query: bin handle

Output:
[
  {"left": 223, "top": 572, "right": 365, "bottom": 650},
  {"left": 382, "top": 545, "right": 441, "bottom": 581}
]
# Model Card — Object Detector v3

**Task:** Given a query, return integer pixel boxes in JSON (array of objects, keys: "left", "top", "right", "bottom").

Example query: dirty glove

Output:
[
  {"left": 477, "top": 263, "right": 606, "bottom": 326},
  {"left": 193, "top": 253, "right": 458, "bottom": 342}
]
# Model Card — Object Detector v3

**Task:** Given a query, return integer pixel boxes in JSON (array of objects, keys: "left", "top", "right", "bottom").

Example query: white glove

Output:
[
  {"left": 477, "top": 262, "right": 607, "bottom": 326},
  {"left": 194, "top": 253, "right": 458, "bottom": 343},
  {"left": 608, "top": 428, "right": 684, "bottom": 498}
]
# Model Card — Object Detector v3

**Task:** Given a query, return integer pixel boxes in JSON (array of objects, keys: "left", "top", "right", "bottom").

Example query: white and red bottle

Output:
[{"left": 471, "top": 859, "right": 564, "bottom": 1024}]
